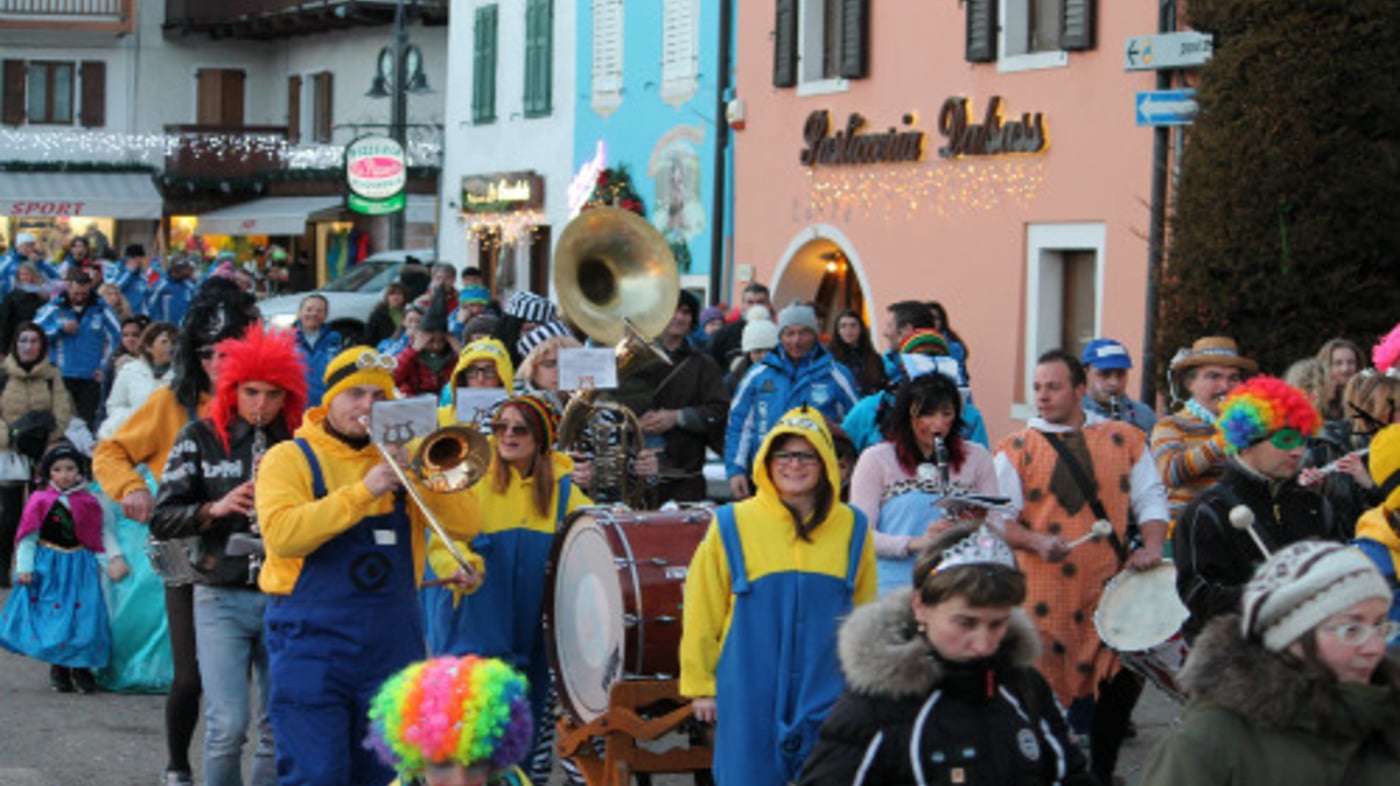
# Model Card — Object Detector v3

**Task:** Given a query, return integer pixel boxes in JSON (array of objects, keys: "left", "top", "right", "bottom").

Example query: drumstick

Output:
[
  {"left": 1228, "top": 505, "right": 1271, "bottom": 560},
  {"left": 1066, "top": 519, "right": 1114, "bottom": 550}
]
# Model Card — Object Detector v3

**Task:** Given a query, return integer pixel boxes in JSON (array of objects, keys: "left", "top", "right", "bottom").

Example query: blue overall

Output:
[
  {"left": 423, "top": 477, "right": 571, "bottom": 761},
  {"left": 875, "top": 488, "right": 946, "bottom": 597},
  {"left": 264, "top": 439, "right": 424, "bottom": 786},
  {"left": 712, "top": 505, "right": 867, "bottom": 786}
]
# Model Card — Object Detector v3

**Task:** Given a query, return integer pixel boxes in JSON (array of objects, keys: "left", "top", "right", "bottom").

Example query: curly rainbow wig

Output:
[
  {"left": 365, "top": 656, "right": 533, "bottom": 779},
  {"left": 210, "top": 324, "right": 308, "bottom": 451},
  {"left": 1216, "top": 375, "right": 1320, "bottom": 453}
]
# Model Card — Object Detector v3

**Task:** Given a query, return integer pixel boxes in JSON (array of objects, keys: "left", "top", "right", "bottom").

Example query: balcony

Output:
[
  {"left": 163, "top": 124, "right": 288, "bottom": 180},
  {"left": 0, "top": 0, "right": 133, "bottom": 33},
  {"left": 164, "top": 0, "right": 446, "bottom": 40}
]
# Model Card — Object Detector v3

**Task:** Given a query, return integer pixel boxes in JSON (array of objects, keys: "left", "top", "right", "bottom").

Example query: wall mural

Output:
[{"left": 648, "top": 124, "right": 706, "bottom": 274}]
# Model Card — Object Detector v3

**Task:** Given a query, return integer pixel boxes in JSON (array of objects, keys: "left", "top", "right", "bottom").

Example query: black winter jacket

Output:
[
  {"left": 151, "top": 416, "right": 292, "bottom": 587},
  {"left": 1173, "top": 459, "right": 1339, "bottom": 642},
  {"left": 798, "top": 589, "right": 1094, "bottom": 786}
]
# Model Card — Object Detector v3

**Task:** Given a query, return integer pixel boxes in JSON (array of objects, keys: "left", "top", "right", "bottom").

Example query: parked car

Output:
[{"left": 259, "top": 248, "right": 435, "bottom": 337}]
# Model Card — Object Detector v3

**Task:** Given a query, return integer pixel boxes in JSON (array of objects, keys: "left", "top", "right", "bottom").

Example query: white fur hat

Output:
[{"left": 1240, "top": 540, "right": 1390, "bottom": 652}]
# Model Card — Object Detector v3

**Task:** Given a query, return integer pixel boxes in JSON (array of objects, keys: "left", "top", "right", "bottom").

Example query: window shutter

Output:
[
  {"left": 473, "top": 5, "right": 498, "bottom": 123},
  {"left": 1061, "top": 0, "right": 1096, "bottom": 51},
  {"left": 837, "top": 0, "right": 869, "bottom": 79},
  {"left": 773, "top": 0, "right": 797, "bottom": 87},
  {"left": 4, "top": 60, "right": 26, "bottom": 126},
  {"left": 314, "top": 71, "right": 332, "bottom": 143},
  {"left": 79, "top": 61, "right": 105, "bottom": 127},
  {"left": 287, "top": 74, "right": 301, "bottom": 143},
  {"left": 523, "top": 0, "right": 553, "bottom": 117},
  {"left": 591, "top": 0, "right": 624, "bottom": 116},
  {"left": 965, "top": 0, "right": 997, "bottom": 63}
]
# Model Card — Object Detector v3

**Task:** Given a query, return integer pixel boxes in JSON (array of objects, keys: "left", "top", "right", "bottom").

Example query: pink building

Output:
[{"left": 730, "top": 0, "right": 1173, "bottom": 440}]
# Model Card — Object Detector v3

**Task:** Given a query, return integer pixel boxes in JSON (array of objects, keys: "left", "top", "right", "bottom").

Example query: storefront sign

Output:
[
  {"left": 799, "top": 111, "right": 925, "bottom": 167},
  {"left": 7, "top": 201, "right": 89, "bottom": 216},
  {"left": 345, "top": 136, "right": 407, "bottom": 215},
  {"left": 461, "top": 172, "right": 544, "bottom": 214},
  {"left": 936, "top": 96, "right": 1047, "bottom": 159}
]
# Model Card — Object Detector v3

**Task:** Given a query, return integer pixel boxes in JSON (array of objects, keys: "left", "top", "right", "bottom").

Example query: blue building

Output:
[{"left": 574, "top": 0, "right": 733, "bottom": 297}]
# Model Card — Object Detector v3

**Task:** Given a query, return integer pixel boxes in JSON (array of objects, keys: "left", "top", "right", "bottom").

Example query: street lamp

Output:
[{"left": 366, "top": 0, "right": 431, "bottom": 248}]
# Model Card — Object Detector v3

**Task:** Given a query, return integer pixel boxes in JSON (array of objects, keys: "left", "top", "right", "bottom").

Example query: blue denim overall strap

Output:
[{"left": 709, "top": 504, "right": 867, "bottom": 785}]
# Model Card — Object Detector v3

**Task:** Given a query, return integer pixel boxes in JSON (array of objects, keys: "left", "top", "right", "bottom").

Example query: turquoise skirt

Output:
[{"left": 0, "top": 544, "right": 112, "bottom": 669}]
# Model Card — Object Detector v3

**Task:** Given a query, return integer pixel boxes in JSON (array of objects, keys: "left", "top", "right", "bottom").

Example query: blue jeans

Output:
[{"left": 194, "top": 584, "right": 275, "bottom": 786}]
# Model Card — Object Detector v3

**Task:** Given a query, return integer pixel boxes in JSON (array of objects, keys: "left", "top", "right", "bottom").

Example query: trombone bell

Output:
[{"left": 412, "top": 425, "right": 491, "bottom": 493}]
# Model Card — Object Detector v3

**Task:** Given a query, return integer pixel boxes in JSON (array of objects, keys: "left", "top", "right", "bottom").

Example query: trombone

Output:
[{"left": 360, "top": 418, "right": 491, "bottom": 578}]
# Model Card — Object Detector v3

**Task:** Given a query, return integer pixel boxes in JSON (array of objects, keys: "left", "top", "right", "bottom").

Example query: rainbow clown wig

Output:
[
  {"left": 1215, "top": 376, "right": 1321, "bottom": 454},
  {"left": 365, "top": 655, "right": 533, "bottom": 780},
  {"left": 210, "top": 324, "right": 308, "bottom": 451}
]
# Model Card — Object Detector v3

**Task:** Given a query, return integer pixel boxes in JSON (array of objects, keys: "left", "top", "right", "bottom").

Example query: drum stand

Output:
[{"left": 555, "top": 679, "right": 713, "bottom": 786}]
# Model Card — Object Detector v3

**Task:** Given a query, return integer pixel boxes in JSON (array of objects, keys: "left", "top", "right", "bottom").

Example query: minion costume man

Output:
[
  {"left": 680, "top": 406, "right": 876, "bottom": 786},
  {"left": 256, "top": 347, "right": 483, "bottom": 786}
]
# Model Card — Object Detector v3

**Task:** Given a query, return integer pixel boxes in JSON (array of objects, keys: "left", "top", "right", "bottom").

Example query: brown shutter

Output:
[
  {"left": 2, "top": 60, "right": 24, "bottom": 125},
  {"left": 222, "top": 70, "right": 245, "bottom": 126},
  {"left": 79, "top": 61, "right": 105, "bottom": 127},
  {"left": 837, "top": 0, "right": 869, "bottom": 79},
  {"left": 1061, "top": 0, "right": 1096, "bottom": 51},
  {"left": 287, "top": 74, "right": 301, "bottom": 143},
  {"left": 965, "top": 0, "right": 997, "bottom": 63},
  {"left": 314, "top": 71, "right": 333, "bottom": 143},
  {"left": 773, "top": 0, "right": 797, "bottom": 88}
]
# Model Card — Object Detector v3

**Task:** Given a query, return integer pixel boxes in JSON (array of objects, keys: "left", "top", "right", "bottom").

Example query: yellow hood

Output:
[
  {"left": 450, "top": 338, "right": 515, "bottom": 399},
  {"left": 751, "top": 405, "right": 842, "bottom": 503}
]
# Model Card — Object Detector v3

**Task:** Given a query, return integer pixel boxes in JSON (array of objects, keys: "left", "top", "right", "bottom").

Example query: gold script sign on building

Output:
[
  {"left": 936, "top": 96, "right": 1047, "bottom": 159},
  {"left": 461, "top": 172, "right": 545, "bottom": 214},
  {"left": 800, "top": 111, "right": 925, "bottom": 167}
]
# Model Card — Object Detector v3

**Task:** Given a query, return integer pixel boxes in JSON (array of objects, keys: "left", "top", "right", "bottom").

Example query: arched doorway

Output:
[{"left": 771, "top": 226, "right": 873, "bottom": 336}]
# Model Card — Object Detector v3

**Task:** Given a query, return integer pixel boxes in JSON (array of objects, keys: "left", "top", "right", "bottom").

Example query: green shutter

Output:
[
  {"left": 524, "top": 0, "right": 553, "bottom": 117},
  {"left": 473, "top": 5, "right": 498, "bottom": 123}
]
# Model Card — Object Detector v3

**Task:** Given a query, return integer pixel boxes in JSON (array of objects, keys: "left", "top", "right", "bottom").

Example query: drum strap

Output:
[{"left": 1041, "top": 433, "right": 1129, "bottom": 564}]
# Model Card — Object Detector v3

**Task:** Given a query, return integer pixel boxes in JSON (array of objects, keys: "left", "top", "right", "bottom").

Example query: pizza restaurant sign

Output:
[
  {"left": 345, "top": 135, "right": 407, "bottom": 215},
  {"left": 800, "top": 96, "right": 1048, "bottom": 167}
]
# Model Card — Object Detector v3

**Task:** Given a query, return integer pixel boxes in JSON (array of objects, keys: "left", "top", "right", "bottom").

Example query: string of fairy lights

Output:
[
  {"left": 0, "top": 128, "right": 443, "bottom": 169},
  {"left": 802, "top": 159, "right": 1046, "bottom": 222}
]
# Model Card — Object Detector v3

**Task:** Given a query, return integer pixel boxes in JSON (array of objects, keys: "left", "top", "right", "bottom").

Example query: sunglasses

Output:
[
  {"left": 492, "top": 422, "right": 531, "bottom": 437},
  {"left": 196, "top": 347, "right": 217, "bottom": 360}
]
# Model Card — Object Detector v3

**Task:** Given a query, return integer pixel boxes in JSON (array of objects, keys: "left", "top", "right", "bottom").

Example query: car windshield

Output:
[{"left": 319, "top": 261, "right": 400, "bottom": 293}]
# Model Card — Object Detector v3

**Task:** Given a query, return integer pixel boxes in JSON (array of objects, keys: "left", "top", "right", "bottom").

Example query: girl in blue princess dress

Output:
[{"left": 0, "top": 444, "right": 125, "bottom": 693}]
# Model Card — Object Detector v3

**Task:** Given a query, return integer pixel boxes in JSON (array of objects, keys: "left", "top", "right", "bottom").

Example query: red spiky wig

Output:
[{"left": 210, "top": 324, "right": 308, "bottom": 450}]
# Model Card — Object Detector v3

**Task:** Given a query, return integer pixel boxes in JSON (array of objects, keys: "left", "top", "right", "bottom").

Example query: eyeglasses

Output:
[
  {"left": 465, "top": 365, "right": 499, "bottom": 378},
  {"left": 1320, "top": 620, "right": 1399, "bottom": 646},
  {"left": 771, "top": 450, "right": 821, "bottom": 465},
  {"left": 491, "top": 422, "right": 531, "bottom": 437},
  {"left": 1269, "top": 428, "right": 1306, "bottom": 451},
  {"left": 355, "top": 350, "right": 398, "bottom": 372}
]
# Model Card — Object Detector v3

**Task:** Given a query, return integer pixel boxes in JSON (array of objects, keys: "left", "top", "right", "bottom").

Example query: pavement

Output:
[{"left": 0, "top": 584, "right": 1179, "bottom": 785}]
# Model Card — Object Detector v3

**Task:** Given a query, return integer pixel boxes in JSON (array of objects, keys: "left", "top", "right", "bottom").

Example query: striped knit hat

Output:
[
  {"left": 900, "top": 329, "right": 950, "bottom": 357},
  {"left": 504, "top": 291, "right": 556, "bottom": 324},
  {"left": 1240, "top": 540, "right": 1389, "bottom": 652},
  {"left": 516, "top": 319, "right": 574, "bottom": 360},
  {"left": 501, "top": 393, "right": 559, "bottom": 454}
]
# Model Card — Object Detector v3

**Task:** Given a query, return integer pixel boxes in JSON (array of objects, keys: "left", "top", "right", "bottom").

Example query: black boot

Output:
[
  {"left": 72, "top": 668, "right": 97, "bottom": 694},
  {"left": 49, "top": 665, "right": 73, "bottom": 692}
]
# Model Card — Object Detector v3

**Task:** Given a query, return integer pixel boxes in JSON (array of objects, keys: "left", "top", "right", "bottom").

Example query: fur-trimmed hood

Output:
[
  {"left": 837, "top": 588, "right": 1041, "bottom": 698},
  {"left": 1182, "top": 614, "right": 1400, "bottom": 741}
]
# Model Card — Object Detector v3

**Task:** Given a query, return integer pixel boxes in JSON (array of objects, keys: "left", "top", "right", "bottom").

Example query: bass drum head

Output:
[
  {"left": 547, "top": 512, "right": 626, "bottom": 723},
  {"left": 1094, "top": 561, "right": 1188, "bottom": 651}
]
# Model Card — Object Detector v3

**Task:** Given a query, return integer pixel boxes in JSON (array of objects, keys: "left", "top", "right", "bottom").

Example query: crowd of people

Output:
[{"left": 1, "top": 236, "right": 1400, "bottom": 786}]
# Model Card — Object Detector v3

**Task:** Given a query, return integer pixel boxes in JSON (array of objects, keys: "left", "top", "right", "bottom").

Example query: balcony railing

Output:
[
  {"left": 164, "top": 124, "right": 288, "bottom": 181},
  {"left": 164, "top": 0, "right": 445, "bottom": 40},
  {"left": 0, "top": 0, "right": 132, "bottom": 31}
]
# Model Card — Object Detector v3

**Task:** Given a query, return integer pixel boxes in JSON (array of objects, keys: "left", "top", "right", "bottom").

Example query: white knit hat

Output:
[
  {"left": 744, "top": 304, "right": 772, "bottom": 324},
  {"left": 742, "top": 319, "right": 779, "bottom": 353},
  {"left": 1240, "top": 540, "right": 1390, "bottom": 652}
]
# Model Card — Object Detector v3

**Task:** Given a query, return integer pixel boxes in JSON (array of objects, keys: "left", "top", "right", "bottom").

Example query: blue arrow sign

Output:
[{"left": 1136, "top": 89, "right": 1198, "bottom": 126}]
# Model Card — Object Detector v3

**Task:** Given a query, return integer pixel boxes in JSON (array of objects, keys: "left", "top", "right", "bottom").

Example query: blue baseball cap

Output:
[{"left": 1082, "top": 338, "right": 1133, "bottom": 370}]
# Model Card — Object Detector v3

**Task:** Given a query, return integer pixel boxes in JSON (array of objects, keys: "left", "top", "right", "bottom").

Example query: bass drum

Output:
[{"left": 543, "top": 506, "right": 713, "bottom": 723}]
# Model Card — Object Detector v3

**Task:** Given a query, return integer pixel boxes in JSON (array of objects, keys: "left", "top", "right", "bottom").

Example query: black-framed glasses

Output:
[
  {"left": 771, "top": 450, "right": 821, "bottom": 465},
  {"left": 196, "top": 347, "right": 216, "bottom": 360}
]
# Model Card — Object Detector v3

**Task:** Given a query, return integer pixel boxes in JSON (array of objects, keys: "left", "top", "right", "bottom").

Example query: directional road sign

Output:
[
  {"left": 1136, "top": 89, "right": 1198, "bottom": 126},
  {"left": 1124, "top": 32, "right": 1214, "bottom": 71}
]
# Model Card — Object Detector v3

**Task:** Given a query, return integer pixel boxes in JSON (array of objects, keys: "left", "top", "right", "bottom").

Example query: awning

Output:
[
  {"left": 0, "top": 171, "right": 163, "bottom": 220},
  {"left": 197, "top": 196, "right": 343, "bottom": 236}
]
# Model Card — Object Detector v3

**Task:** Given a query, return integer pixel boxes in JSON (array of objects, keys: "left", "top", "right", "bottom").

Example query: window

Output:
[
  {"left": 773, "top": 0, "right": 867, "bottom": 93},
  {"left": 26, "top": 62, "right": 74, "bottom": 125},
  {"left": 1016, "top": 223, "right": 1105, "bottom": 415},
  {"left": 523, "top": 0, "right": 553, "bottom": 118},
  {"left": 313, "top": 71, "right": 333, "bottom": 143},
  {"left": 196, "top": 68, "right": 245, "bottom": 125},
  {"left": 473, "top": 5, "right": 499, "bottom": 124},
  {"left": 661, "top": 0, "right": 699, "bottom": 106},
  {"left": 591, "top": 0, "right": 623, "bottom": 117},
  {"left": 966, "top": 0, "right": 1094, "bottom": 71}
]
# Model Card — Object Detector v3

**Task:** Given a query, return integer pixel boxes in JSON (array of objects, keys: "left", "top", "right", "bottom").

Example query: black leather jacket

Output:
[{"left": 152, "top": 415, "right": 291, "bottom": 587}]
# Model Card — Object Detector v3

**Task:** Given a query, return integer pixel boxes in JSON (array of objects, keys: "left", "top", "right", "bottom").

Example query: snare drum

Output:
[
  {"left": 1094, "top": 561, "right": 1191, "bottom": 703},
  {"left": 543, "top": 506, "right": 712, "bottom": 723}
]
